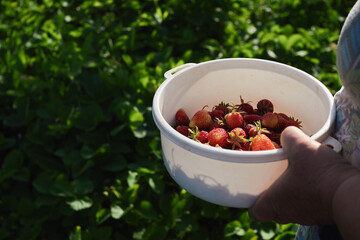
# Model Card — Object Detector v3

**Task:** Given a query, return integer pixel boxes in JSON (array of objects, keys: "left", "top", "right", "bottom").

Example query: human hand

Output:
[{"left": 248, "top": 126, "right": 357, "bottom": 225}]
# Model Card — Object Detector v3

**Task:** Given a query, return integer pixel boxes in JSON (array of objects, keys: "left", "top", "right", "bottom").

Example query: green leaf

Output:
[
  {"left": 127, "top": 171, "right": 138, "bottom": 187},
  {"left": 96, "top": 208, "right": 111, "bottom": 224},
  {"left": 101, "top": 155, "right": 126, "bottom": 172},
  {"left": 72, "top": 104, "right": 103, "bottom": 131},
  {"left": 50, "top": 173, "right": 75, "bottom": 197},
  {"left": 72, "top": 178, "right": 94, "bottom": 195},
  {"left": 224, "top": 220, "right": 245, "bottom": 237},
  {"left": 110, "top": 204, "right": 124, "bottom": 219},
  {"left": 67, "top": 197, "right": 93, "bottom": 211},
  {"left": 259, "top": 221, "right": 277, "bottom": 240},
  {"left": 138, "top": 200, "right": 158, "bottom": 220},
  {"left": 2, "top": 149, "right": 23, "bottom": 171}
]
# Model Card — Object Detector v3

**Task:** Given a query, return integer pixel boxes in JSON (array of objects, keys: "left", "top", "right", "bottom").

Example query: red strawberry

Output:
[
  {"left": 210, "top": 119, "right": 226, "bottom": 130},
  {"left": 261, "top": 112, "right": 278, "bottom": 128},
  {"left": 246, "top": 121, "right": 269, "bottom": 138},
  {"left": 244, "top": 124, "right": 256, "bottom": 137},
  {"left": 272, "top": 141, "right": 281, "bottom": 149},
  {"left": 276, "top": 113, "right": 290, "bottom": 130},
  {"left": 225, "top": 111, "right": 243, "bottom": 129},
  {"left": 210, "top": 109, "right": 225, "bottom": 120},
  {"left": 230, "top": 127, "right": 247, "bottom": 137},
  {"left": 257, "top": 99, "right": 274, "bottom": 114},
  {"left": 176, "top": 125, "right": 190, "bottom": 136},
  {"left": 237, "top": 96, "right": 254, "bottom": 114},
  {"left": 241, "top": 141, "right": 251, "bottom": 151},
  {"left": 244, "top": 114, "right": 262, "bottom": 124},
  {"left": 213, "top": 101, "right": 230, "bottom": 115},
  {"left": 208, "top": 128, "right": 229, "bottom": 148},
  {"left": 198, "top": 131, "right": 209, "bottom": 143},
  {"left": 251, "top": 134, "right": 276, "bottom": 151},
  {"left": 189, "top": 109, "right": 212, "bottom": 130},
  {"left": 227, "top": 127, "right": 247, "bottom": 150},
  {"left": 285, "top": 119, "right": 301, "bottom": 128},
  {"left": 189, "top": 127, "right": 209, "bottom": 144},
  {"left": 175, "top": 108, "right": 190, "bottom": 125}
]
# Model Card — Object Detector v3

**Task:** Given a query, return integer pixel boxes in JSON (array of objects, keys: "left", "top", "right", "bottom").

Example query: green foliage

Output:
[{"left": 0, "top": 0, "right": 353, "bottom": 239}]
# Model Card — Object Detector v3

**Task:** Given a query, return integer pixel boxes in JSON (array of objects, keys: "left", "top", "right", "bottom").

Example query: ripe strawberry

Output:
[
  {"left": 210, "top": 119, "right": 226, "bottom": 130},
  {"left": 189, "top": 109, "right": 212, "bottom": 130},
  {"left": 189, "top": 127, "right": 209, "bottom": 144},
  {"left": 175, "top": 108, "right": 190, "bottom": 125},
  {"left": 208, "top": 128, "right": 229, "bottom": 148},
  {"left": 230, "top": 127, "right": 247, "bottom": 137},
  {"left": 251, "top": 134, "right": 276, "bottom": 151},
  {"left": 227, "top": 127, "right": 247, "bottom": 150},
  {"left": 272, "top": 141, "right": 281, "bottom": 149},
  {"left": 176, "top": 125, "right": 190, "bottom": 137},
  {"left": 241, "top": 141, "right": 251, "bottom": 151},
  {"left": 213, "top": 102, "right": 230, "bottom": 114},
  {"left": 244, "top": 114, "right": 262, "bottom": 124},
  {"left": 257, "top": 99, "right": 274, "bottom": 114},
  {"left": 261, "top": 112, "right": 278, "bottom": 128},
  {"left": 210, "top": 109, "right": 225, "bottom": 120},
  {"left": 285, "top": 119, "right": 301, "bottom": 128},
  {"left": 237, "top": 96, "right": 254, "bottom": 114},
  {"left": 246, "top": 121, "right": 269, "bottom": 137},
  {"left": 225, "top": 111, "right": 243, "bottom": 129},
  {"left": 276, "top": 113, "right": 290, "bottom": 130},
  {"left": 198, "top": 131, "right": 209, "bottom": 143}
]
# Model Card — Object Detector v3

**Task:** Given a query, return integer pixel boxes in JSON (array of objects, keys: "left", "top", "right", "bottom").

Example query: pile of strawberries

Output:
[{"left": 174, "top": 97, "right": 301, "bottom": 151}]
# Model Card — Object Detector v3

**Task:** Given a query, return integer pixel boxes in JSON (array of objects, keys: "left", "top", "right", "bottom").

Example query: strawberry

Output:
[
  {"left": 213, "top": 102, "right": 230, "bottom": 115},
  {"left": 261, "top": 112, "right": 278, "bottom": 128},
  {"left": 210, "top": 119, "right": 226, "bottom": 130},
  {"left": 257, "top": 99, "right": 274, "bottom": 114},
  {"left": 175, "top": 108, "right": 190, "bottom": 125},
  {"left": 189, "top": 109, "right": 212, "bottom": 130},
  {"left": 275, "top": 113, "right": 290, "bottom": 130},
  {"left": 244, "top": 114, "right": 262, "bottom": 125},
  {"left": 285, "top": 119, "right": 301, "bottom": 128},
  {"left": 272, "top": 141, "right": 281, "bottom": 149},
  {"left": 208, "top": 128, "right": 229, "bottom": 148},
  {"left": 189, "top": 127, "right": 209, "bottom": 144},
  {"left": 227, "top": 127, "right": 247, "bottom": 150},
  {"left": 246, "top": 121, "right": 269, "bottom": 137},
  {"left": 176, "top": 125, "right": 190, "bottom": 136},
  {"left": 251, "top": 134, "right": 276, "bottom": 151},
  {"left": 210, "top": 109, "right": 225, "bottom": 120},
  {"left": 237, "top": 96, "right": 254, "bottom": 114},
  {"left": 225, "top": 111, "right": 243, "bottom": 129},
  {"left": 240, "top": 141, "right": 251, "bottom": 151},
  {"left": 244, "top": 124, "right": 256, "bottom": 137},
  {"left": 198, "top": 131, "right": 209, "bottom": 143}
]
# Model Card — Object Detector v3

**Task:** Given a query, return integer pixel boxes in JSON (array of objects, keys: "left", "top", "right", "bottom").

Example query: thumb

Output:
[
  {"left": 280, "top": 126, "right": 318, "bottom": 161},
  {"left": 249, "top": 127, "right": 314, "bottom": 222}
]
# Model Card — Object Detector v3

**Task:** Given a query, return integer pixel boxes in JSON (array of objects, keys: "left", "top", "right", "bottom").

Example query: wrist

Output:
[{"left": 331, "top": 169, "right": 360, "bottom": 239}]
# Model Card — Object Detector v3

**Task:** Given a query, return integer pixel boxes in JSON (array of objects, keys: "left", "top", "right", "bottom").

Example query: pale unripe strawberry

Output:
[
  {"left": 261, "top": 112, "right": 278, "bottom": 128},
  {"left": 189, "top": 110, "right": 212, "bottom": 130}
]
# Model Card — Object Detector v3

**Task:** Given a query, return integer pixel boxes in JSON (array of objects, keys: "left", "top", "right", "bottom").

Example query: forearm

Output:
[{"left": 332, "top": 170, "right": 360, "bottom": 239}]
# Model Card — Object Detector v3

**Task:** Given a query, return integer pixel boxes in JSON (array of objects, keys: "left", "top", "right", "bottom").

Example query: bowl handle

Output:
[
  {"left": 322, "top": 136, "right": 342, "bottom": 153},
  {"left": 164, "top": 63, "right": 197, "bottom": 80}
]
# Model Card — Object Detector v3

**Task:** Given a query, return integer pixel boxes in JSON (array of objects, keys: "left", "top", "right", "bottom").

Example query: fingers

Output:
[{"left": 280, "top": 126, "right": 321, "bottom": 162}]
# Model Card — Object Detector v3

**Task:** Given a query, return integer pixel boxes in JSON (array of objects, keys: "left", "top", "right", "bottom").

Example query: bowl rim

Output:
[{"left": 152, "top": 58, "right": 336, "bottom": 163}]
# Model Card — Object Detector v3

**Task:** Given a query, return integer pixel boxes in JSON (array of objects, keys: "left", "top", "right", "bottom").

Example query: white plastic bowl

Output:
[{"left": 152, "top": 58, "right": 340, "bottom": 208}]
